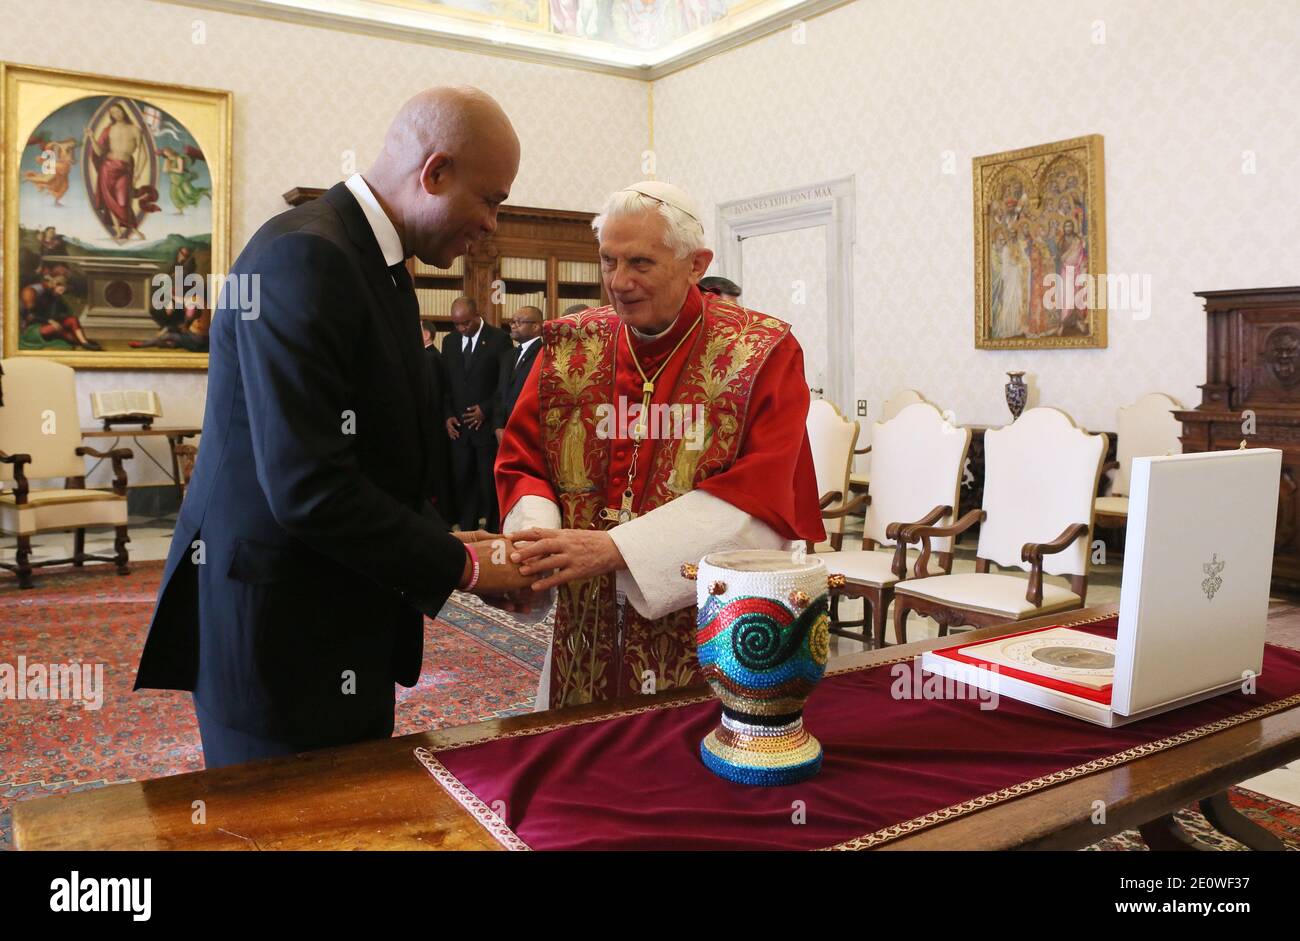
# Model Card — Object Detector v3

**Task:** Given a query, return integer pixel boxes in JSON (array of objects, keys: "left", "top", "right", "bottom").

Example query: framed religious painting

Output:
[
  {"left": 2, "top": 63, "right": 232, "bottom": 368},
  {"left": 973, "top": 134, "right": 1106, "bottom": 350}
]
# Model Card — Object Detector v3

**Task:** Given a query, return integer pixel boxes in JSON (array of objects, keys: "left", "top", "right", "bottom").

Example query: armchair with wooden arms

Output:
[
  {"left": 848, "top": 389, "right": 928, "bottom": 495},
  {"left": 805, "top": 398, "right": 865, "bottom": 552},
  {"left": 890, "top": 407, "right": 1106, "bottom": 643},
  {"left": 0, "top": 359, "right": 133, "bottom": 589},
  {"left": 1095, "top": 392, "right": 1183, "bottom": 529},
  {"left": 818, "top": 402, "right": 971, "bottom": 648}
]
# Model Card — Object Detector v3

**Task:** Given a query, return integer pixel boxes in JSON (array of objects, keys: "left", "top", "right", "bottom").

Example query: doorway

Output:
[{"left": 715, "top": 177, "right": 855, "bottom": 413}]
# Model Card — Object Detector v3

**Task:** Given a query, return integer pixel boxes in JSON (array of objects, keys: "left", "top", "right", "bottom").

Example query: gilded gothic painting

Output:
[{"left": 974, "top": 135, "right": 1106, "bottom": 350}]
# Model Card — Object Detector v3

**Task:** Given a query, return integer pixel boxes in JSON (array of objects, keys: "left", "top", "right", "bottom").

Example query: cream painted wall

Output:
[
  {"left": 652, "top": 0, "right": 1300, "bottom": 433},
  {"left": 1, "top": 0, "right": 648, "bottom": 485},
  {"left": 7, "top": 0, "right": 1300, "bottom": 488}
]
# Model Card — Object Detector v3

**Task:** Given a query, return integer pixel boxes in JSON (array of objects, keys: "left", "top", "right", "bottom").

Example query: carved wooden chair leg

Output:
[
  {"left": 1138, "top": 814, "right": 1208, "bottom": 851},
  {"left": 1198, "top": 791, "right": 1286, "bottom": 850},
  {"left": 114, "top": 526, "right": 131, "bottom": 576},
  {"left": 830, "top": 592, "right": 842, "bottom": 628},
  {"left": 892, "top": 596, "right": 912, "bottom": 646},
  {"left": 73, "top": 528, "right": 86, "bottom": 566},
  {"left": 828, "top": 591, "right": 870, "bottom": 638},
  {"left": 16, "top": 534, "right": 35, "bottom": 589},
  {"left": 870, "top": 595, "right": 888, "bottom": 648}
]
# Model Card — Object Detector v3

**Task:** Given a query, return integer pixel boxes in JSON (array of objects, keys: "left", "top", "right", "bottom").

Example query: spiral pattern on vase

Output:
[
  {"left": 691, "top": 558, "right": 832, "bottom": 785},
  {"left": 731, "top": 610, "right": 795, "bottom": 670}
]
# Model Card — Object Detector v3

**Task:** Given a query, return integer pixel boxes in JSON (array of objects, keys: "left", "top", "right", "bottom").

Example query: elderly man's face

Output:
[{"left": 599, "top": 211, "right": 712, "bottom": 333}]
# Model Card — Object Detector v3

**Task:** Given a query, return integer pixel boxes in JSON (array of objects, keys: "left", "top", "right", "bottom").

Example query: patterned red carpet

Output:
[
  {"left": 0, "top": 561, "right": 544, "bottom": 851},
  {"left": 1086, "top": 787, "right": 1300, "bottom": 851},
  {"left": 2, "top": 562, "right": 1297, "bottom": 851}
]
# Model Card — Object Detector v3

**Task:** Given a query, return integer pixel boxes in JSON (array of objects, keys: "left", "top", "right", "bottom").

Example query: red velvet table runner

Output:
[{"left": 415, "top": 616, "right": 1300, "bottom": 850}]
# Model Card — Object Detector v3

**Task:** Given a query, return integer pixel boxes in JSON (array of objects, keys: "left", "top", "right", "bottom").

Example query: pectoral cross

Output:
[
  {"left": 600, "top": 380, "right": 654, "bottom": 526},
  {"left": 601, "top": 488, "right": 638, "bottom": 525}
]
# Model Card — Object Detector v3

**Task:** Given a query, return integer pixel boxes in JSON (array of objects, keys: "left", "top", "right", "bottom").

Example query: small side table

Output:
[{"left": 80, "top": 426, "right": 202, "bottom": 505}]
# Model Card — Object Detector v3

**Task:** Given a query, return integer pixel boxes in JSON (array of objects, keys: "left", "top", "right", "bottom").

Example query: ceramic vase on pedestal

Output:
[
  {"left": 1005, "top": 371, "right": 1028, "bottom": 420},
  {"left": 682, "top": 550, "right": 840, "bottom": 786}
]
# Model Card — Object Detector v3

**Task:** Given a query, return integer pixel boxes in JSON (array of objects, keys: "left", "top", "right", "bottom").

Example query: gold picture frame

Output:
[
  {"left": 973, "top": 134, "right": 1106, "bottom": 350},
  {"left": 2, "top": 62, "right": 232, "bottom": 369}
]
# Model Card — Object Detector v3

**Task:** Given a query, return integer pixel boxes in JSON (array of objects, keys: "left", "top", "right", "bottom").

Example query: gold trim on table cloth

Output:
[
  {"left": 412, "top": 747, "right": 532, "bottom": 851},
  {"left": 412, "top": 611, "right": 1299, "bottom": 851}
]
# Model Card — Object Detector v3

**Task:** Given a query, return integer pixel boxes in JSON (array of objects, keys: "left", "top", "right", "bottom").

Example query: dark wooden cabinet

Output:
[
  {"left": 466, "top": 204, "right": 606, "bottom": 328},
  {"left": 1175, "top": 286, "right": 1300, "bottom": 595},
  {"left": 284, "top": 188, "right": 604, "bottom": 334}
]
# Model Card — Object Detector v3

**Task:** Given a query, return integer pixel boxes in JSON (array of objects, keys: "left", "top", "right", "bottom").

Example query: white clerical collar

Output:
[
  {"left": 631, "top": 313, "right": 680, "bottom": 342},
  {"left": 344, "top": 173, "right": 404, "bottom": 268}
]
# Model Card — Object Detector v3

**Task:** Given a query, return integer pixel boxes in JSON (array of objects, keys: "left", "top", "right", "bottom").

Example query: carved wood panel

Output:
[{"left": 1179, "top": 286, "right": 1300, "bottom": 595}]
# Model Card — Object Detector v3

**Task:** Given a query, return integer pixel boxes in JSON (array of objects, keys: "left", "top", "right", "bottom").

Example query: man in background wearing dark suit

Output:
[
  {"left": 441, "top": 296, "right": 510, "bottom": 531},
  {"left": 494, "top": 305, "right": 542, "bottom": 444},
  {"left": 135, "top": 87, "right": 531, "bottom": 769},
  {"left": 698, "top": 275, "right": 742, "bottom": 302},
  {"left": 422, "top": 319, "right": 456, "bottom": 521}
]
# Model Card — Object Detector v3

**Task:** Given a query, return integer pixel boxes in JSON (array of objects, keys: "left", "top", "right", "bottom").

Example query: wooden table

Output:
[
  {"left": 13, "top": 603, "right": 1299, "bottom": 850},
  {"left": 81, "top": 426, "right": 201, "bottom": 503}
]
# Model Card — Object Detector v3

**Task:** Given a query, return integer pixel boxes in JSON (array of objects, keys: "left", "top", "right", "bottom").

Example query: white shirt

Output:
[
  {"left": 461, "top": 320, "right": 484, "bottom": 354},
  {"left": 343, "top": 173, "right": 404, "bottom": 269},
  {"left": 515, "top": 336, "right": 541, "bottom": 363}
]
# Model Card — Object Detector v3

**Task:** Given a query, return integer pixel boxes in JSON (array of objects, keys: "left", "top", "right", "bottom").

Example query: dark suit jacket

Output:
[
  {"left": 425, "top": 343, "right": 456, "bottom": 516},
  {"left": 425, "top": 343, "right": 447, "bottom": 419},
  {"left": 135, "top": 181, "right": 466, "bottom": 745},
  {"left": 495, "top": 338, "right": 541, "bottom": 431},
  {"left": 440, "top": 322, "right": 511, "bottom": 444}
]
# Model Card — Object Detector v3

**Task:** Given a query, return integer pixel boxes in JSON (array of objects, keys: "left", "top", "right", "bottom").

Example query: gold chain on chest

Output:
[{"left": 599, "top": 316, "right": 702, "bottom": 525}]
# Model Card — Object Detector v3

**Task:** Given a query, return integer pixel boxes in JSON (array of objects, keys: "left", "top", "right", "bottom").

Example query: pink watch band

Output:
[{"left": 461, "top": 543, "right": 480, "bottom": 592}]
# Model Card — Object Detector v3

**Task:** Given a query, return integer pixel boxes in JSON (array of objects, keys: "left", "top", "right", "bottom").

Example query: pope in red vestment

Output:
[{"left": 497, "top": 181, "right": 825, "bottom": 709}]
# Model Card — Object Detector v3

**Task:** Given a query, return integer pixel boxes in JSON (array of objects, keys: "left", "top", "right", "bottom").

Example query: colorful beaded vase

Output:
[{"left": 683, "top": 550, "right": 835, "bottom": 787}]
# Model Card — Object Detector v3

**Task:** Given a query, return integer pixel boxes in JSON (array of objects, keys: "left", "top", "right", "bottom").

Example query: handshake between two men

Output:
[{"left": 451, "top": 526, "right": 627, "bottom": 610}]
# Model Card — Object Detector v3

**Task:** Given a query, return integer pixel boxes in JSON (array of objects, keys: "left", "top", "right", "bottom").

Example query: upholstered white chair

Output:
[
  {"left": 1095, "top": 393, "right": 1184, "bottom": 527},
  {"left": 891, "top": 407, "right": 1106, "bottom": 642},
  {"left": 0, "top": 358, "right": 133, "bottom": 588},
  {"left": 805, "top": 398, "right": 863, "bottom": 550},
  {"left": 850, "top": 389, "right": 929, "bottom": 492},
  {"left": 819, "top": 403, "right": 971, "bottom": 647}
]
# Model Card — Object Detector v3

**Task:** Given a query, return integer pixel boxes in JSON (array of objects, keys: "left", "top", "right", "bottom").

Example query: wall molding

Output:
[{"left": 156, "top": 0, "right": 855, "bottom": 80}]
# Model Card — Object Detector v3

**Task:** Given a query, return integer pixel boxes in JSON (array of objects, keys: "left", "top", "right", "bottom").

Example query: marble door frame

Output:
[{"left": 716, "top": 177, "right": 856, "bottom": 414}]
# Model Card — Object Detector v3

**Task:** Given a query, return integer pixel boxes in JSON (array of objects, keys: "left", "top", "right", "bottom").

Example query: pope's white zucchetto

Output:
[{"left": 620, "top": 180, "right": 702, "bottom": 225}]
